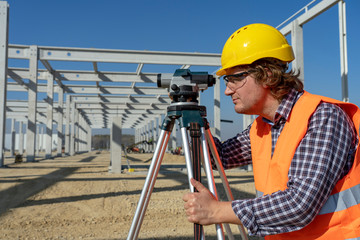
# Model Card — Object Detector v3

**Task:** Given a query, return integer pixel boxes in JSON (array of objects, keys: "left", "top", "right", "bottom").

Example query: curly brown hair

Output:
[{"left": 246, "top": 58, "right": 303, "bottom": 101}]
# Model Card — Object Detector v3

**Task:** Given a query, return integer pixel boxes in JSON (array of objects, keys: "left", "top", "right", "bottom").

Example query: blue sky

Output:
[{"left": 5, "top": 0, "right": 360, "bottom": 140}]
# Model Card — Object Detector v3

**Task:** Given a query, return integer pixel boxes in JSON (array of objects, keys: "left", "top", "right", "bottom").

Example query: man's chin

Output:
[
  {"left": 234, "top": 108, "right": 244, "bottom": 114},
  {"left": 234, "top": 107, "right": 249, "bottom": 115}
]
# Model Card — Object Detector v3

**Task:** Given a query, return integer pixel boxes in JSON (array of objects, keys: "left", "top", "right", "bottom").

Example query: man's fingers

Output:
[
  {"left": 182, "top": 193, "right": 191, "bottom": 202},
  {"left": 190, "top": 178, "right": 207, "bottom": 192}
]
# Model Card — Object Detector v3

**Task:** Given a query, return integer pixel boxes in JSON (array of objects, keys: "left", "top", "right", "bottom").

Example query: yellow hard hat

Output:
[{"left": 216, "top": 23, "right": 295, "bottom": 76}]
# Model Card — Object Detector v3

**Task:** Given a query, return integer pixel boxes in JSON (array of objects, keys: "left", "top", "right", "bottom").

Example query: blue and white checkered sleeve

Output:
[{"left": 212, "top": 125, "right": 252, "bottom": 169}]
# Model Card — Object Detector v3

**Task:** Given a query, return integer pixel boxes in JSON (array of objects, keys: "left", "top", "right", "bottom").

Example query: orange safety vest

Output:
[{"left": 249, "top": 91, "right": 360, "bottom": 240}]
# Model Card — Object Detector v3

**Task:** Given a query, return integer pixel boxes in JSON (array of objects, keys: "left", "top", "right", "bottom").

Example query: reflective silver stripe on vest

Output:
[
  {"left": 255, "top": 184, "right": 360, "bottom": 215},
  {"left": 319, "top": 183, "right": 360, "bottom": 215},
  {"left": 346, "top": 238, "right": 360, "bottom": 240}
]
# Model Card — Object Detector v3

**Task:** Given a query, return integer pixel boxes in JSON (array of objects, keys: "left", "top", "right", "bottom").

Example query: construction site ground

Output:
[{"left": 0, "top": 151, "right": 261, "bottom": 240}]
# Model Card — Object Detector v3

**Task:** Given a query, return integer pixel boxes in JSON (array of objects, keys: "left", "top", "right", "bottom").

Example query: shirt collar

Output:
[{"left": 262, "top": 88, "right": 303, "bottom": 125}]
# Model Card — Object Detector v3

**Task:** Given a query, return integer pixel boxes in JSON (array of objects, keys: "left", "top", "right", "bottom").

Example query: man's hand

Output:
[
  {"left": 182, "top": 178, "right": 218, "bottom": 225},
  {"left": 182, "top": 178, "right": 243, "bottom": 226}
]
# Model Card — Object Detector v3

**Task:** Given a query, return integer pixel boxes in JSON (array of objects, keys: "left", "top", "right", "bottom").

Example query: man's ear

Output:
[
  {"left": 262, "top": 83, "right": 270, "bottom": 89},
  {"left": 265, "top": 67, "right": 272, "bottom": 77},
  {"left": 261, "top": 68, "right": 272, "bottom": 89}
]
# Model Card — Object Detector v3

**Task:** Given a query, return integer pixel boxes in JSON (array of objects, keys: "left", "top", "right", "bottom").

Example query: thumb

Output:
[{"left": 190, "top": 178, "right": 207, "bottom": 192}]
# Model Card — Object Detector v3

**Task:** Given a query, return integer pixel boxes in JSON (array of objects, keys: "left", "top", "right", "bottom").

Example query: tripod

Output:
[{"left": 126, "top": 101, "right": 248, "bottom": 240}]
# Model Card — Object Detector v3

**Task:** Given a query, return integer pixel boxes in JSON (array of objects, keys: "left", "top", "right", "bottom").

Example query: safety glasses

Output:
[{"left": 223, "top": 71, "right": 252, "bottom": 90}]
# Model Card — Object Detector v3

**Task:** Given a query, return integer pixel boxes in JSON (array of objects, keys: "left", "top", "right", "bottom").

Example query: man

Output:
[{"left": 183, "top": 23, "right": 360, "bottom": 239}]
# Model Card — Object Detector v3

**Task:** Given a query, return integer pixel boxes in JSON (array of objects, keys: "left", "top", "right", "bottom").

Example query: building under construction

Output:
[{"left": 0, "top": 0, "right": 351, "bottom": 175}]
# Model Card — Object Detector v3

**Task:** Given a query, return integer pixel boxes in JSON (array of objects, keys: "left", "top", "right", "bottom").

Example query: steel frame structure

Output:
[{"left": 0, "top": 0, "right": 348, "bottom": 168}]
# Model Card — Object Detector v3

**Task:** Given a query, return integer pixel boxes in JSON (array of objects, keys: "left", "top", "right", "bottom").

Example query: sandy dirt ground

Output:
[{"left": 0, "top": 151, "right": 261, "bottom": 240}]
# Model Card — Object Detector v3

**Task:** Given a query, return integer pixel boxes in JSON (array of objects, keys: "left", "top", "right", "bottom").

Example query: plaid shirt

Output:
[{"left": 214, "top": 89, "right": 358, "bottom": 236}]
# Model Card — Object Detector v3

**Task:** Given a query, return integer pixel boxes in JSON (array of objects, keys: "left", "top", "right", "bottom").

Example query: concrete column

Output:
[
  {"left": 36, "top": 124, "right": 40, "bottom": 156},
  {"left": 338, "top": 0, "right": 349, "bottom": 102},
  {"left": 145, "top": 122, "right": 150, "bottom": 152},
  {"left": 158, "top": 115, "right": 164, "bottom": 150},
  {"left": 83, "top": 117, "right": 87, "bottom": 152},
  {"left": 214, "top": 76, "right": 221, "bottom": 140},
  {"left": 70, "top": 100, "right": 75, "bottom": 156},
  {"left": 143, "top": 124, "right": 147, "bottom": 151},
  {"left": 150, "top": 120, "right": 154, "bottom": 152},
  {"left": 141, "top": 126, "right": 145, "bottom": 150},
  {"left": 74, "top": 109, "right": 79, "bottom": 154},
  {"left": 79, "top": 114, "right": 84, "bottom": 152},
  {"left": 72, "top": 109, "right": 79, "bottom": 154},
  {"left": 26, "top": 45, "right": 39, "bottom": 162},
  {"left": 151, "top": 119, "right": 156, "bottom": 151},
  {"left": 136, "top": 127, "right": 140, "bottom": 147},
  {"left": 10, "top": 119, "right": 16, "bottom": 156},
  {"left": 77, "top": 115, "right": 81, "bottom": 152},
  {"left": 110, "top": 116, "right": 122, "bottom": 173},
  {"left": 19, "top": 122, "right": 24, "bottom": 155},
  {"left": 65, "top": 95, "right": 70, "bottom": 155},
  {"left": 57, "top": 87, "right": 64, "bottom": 156},
  {"left": 82, "top": 117, "right": 86, "bottom": 152},
  {"left": 143, "top": 124, "right": 147, "bottom": 152},
  {"left": 135, "top": 128, "right": 138, "bottom": 144},
  {"left": 87, "top": 124, "right": 92, "bottom": 152},
  {"left": 45, "top": 72, "right": 54, "bottom": 159},
  {"left": 0, "top": 2, "right": 9, "bottom": 167},
  {"left": 78, "top": 115, "right": 83, "bottom": 152},
  {"left": 39, "top": 125, "right": 44, "bottom": 153},
  {"left": 291, "top": 19, "right": 304, "bottom": 82},
  {"left": 153, "top": 117, "right": 159, "bottom": 150}
]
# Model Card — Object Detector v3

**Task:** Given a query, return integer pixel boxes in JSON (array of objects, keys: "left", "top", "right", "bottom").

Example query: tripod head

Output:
[{"left": 157, "top": 69, "right": 216, "bottom": 103}]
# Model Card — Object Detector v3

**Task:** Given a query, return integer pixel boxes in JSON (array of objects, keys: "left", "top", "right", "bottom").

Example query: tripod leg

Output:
[
  {"left": 189, "top": 123, "right": 204, "bottom": 240},
  {"left": 181, "top": 127, "right": 195, "bottom": 192},
  {"left": 133, "top": 130, "right": 171, "bottom": 238},
  {"left": 200, "top": 127, "right": 226, "bottom": 240},
  {"left": 127, "top": 129, "right": 171, "bottom": 240},
  {"left": 205, "top": 128, "right": 249, "bottom": 240},
  {"left": 180, "top": 127, "right": 205, "bottom": 240}
]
